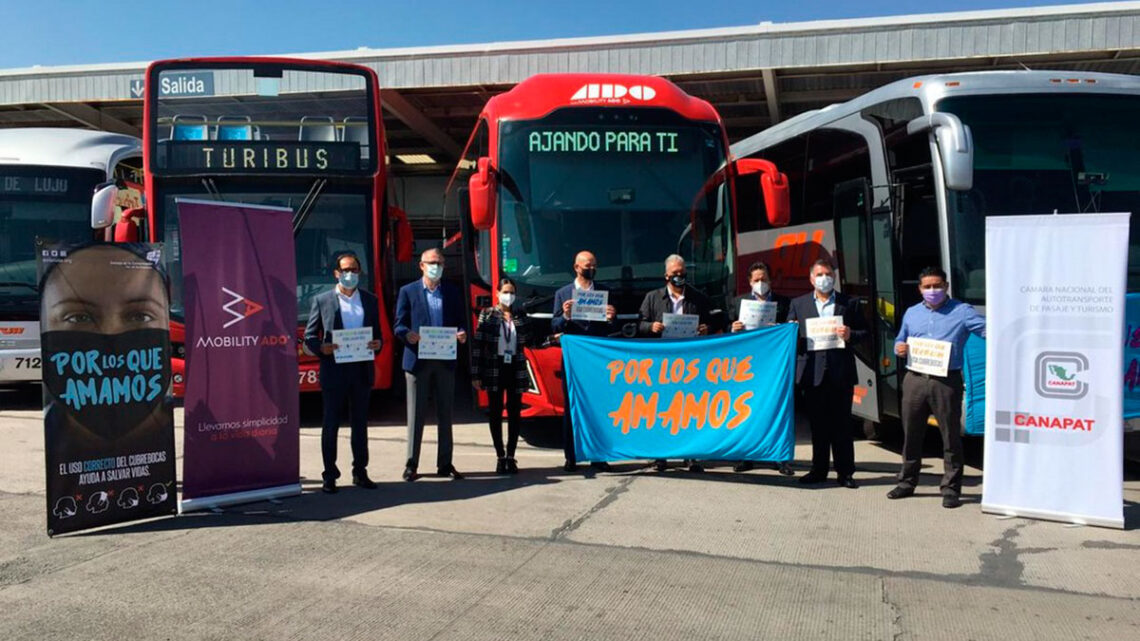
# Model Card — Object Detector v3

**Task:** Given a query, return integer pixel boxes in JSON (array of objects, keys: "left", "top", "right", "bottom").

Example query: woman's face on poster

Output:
[{"left": 41, "top": 246, "right": 168, "bottom": 334}]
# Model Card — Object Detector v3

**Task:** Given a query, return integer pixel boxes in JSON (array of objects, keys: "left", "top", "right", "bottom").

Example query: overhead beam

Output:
[
  {"left": 40, "top": 102, "right": 140, "bottom": 137},
  {"left": 379, "top": 89, "right": 463, "bottom": 160},
  {"left": 760, "top": 69, "right": 781, "bottom": 126}
]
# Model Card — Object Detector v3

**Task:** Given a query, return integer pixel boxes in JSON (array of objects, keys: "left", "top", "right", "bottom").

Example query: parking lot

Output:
[{"left": 0, "top": 385, "right": 1138, "bottom": 640}]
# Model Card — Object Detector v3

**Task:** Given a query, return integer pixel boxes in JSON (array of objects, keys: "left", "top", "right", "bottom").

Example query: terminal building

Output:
[{"left": 2, "top": 1, "right": 1140, "bottom": 240}]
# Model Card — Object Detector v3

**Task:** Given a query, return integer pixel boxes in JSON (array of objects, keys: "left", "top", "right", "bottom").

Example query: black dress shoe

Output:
[
  {"left": 563, "top": 461, "right": 578, "bottom": 473},
  {"left": 776, "top": 462, "right": 795, "bottom": 476},
  {"left": 654, "top": 459, "right": 668, "bottom": 472},
  {"left": 837, "top": 476, "right": 859, "bottom": 489},
  {"left": 942, "top": 494, "right": 962, "bottom": 509},
  {"left": 687, "top": 462, "right": 705, "bottom": 473},
  {"left": 437, "top": 465, "right": 464, "bottom": 480},
  {"left": 496, "top": 457, "right": 508, "bottom": 474},
  {"left": 733, "top": 461, "right": 754, "bottom": 473},
  {"left": 402, "top": 466, "right": 419, "bottom": 482},
  {"left": 590, "top": 461, "right": 612, "bottom": 472},
  {"left": 886, "top": 486, "right": 915, "bottom": 500},
  {"left": 321, "top": 479, "right": 337, "bottom": 494},
  {"left": 798, "top": 471, "right": 827, "bottom": 484},
  {"left": 506, "top": 457, "right": 519, "bottom": 474},
  {"left": 352, "top": 472, "right": 377, "bottom": 489}
]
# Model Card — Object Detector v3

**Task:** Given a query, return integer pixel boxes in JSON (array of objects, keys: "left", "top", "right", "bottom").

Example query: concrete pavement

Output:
[{"left": 0, "top": 385, "right": 1137, "bottom": 640}]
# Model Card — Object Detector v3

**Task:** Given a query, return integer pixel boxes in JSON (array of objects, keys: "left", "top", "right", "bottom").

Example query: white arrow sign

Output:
[{"left": 129, "top": 80, "right": 144, "bottom": 99}]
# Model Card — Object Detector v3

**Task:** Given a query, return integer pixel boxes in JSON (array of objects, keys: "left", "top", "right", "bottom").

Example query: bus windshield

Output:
[
  {"left": 0, "top": 166, "right": 103, "bottom": 313},
  {"left": 157, "top": 182, "right": 372, "bottom": 324},
  {"left": 942, "top": 94, "right": 1140, "bottom": 304},
  {"left": 496, "top": 107, "right": 732, "bottom": 299},
  {"left": 152, "top": 64, "right": 375, "bottom": 175}
]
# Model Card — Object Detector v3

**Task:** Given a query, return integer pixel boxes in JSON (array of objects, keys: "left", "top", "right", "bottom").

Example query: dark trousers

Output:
[
  {"left": 406, "top": 360, "right": 455, "bottom": 471},
  {"left": 803, "top": 377, "right": 856, "bottom": 478},
  {"left": 321, "top": 363, "right": 371, "bottom": 482},
  {"left": 898, "top": 370, "right": 964, "bottom": 496},
  {"left": 560, "top": 365, "right": 577, "bottom": 464},
  {"left": 487, "top": 361, "right": 522, "bottom": 459}
]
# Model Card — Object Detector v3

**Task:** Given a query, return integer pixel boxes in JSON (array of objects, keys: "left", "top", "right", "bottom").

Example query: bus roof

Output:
[
  {"left": 0, "top": 128, "right": 140, "bottom": 177},
  {"left": 480, "top": 73, "right": 721, "bottom": 123},
  {"left": 732, "top": 69, "right": 1140, "bottom": 158}
]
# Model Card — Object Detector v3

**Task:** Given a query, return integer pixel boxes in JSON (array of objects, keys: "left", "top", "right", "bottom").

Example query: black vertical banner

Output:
[{"left": 38, "top": 241, "right": 177, "bottom": 536}]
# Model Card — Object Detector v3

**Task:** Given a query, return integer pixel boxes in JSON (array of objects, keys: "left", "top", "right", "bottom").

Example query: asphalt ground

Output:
[{"left": 0, "top": 383, "right": 1138, "bottom": 640}]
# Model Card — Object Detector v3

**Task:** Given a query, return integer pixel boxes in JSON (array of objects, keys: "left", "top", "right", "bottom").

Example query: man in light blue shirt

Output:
[{"left": 887, "top": 266, "right": 986, "bottom": 509}]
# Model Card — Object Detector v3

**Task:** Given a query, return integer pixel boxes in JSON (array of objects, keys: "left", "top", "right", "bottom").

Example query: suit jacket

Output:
[
  {"left": 637, "top": 285, "right": 721, "bottom": 337},
  {"left": 471, "top": 306, "right": 532, "bottom": 392},
  {"left": 394, "top": 279, "right": 466, "bottom": 372},
  {"left": 303, "top": 287, "right": 383, "bottom": 389},
  {"left": 786, "top": 291, "right": 868, "bottom": 388},
  {"left": 729, "top": 292, "right": 791, "bottom": 326},
  {"left": 550, "top": 281, "right": 615, "bottom": 337}
]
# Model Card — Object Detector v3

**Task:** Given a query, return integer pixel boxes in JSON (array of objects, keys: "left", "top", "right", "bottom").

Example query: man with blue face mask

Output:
[
  {"left": 888, "top": 266, "right": 986, "bottom": 509},
  {"left": 787, "top": 258, "right": 867, "bottom": 489},
  {"left": 304, "top": 252, "right": 383, "bottom": 494}
]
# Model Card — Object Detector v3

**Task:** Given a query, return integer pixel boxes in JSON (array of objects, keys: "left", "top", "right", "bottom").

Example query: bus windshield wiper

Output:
[
  {"left": 0, "top": 281, "right": 37, "bottom": 293},
  {"left": 291, "top": 179, "right": 327, "bottom": 236}
]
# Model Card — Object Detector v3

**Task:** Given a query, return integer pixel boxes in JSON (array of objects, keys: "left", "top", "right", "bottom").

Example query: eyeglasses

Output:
[
  {"left": 422, "top": 261, "right": 442, "bottom": 266},
  {"left": 338, "top": 267, "right": 361, "bottom": 273}
]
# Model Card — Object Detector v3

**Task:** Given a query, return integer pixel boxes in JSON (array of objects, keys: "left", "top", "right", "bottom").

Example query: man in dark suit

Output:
[
  {"left": 729, "top": 261, "right": 793, "bottom": 475},
  {"left": 303, "top": 252, "right": 383, "bottom": 494},
  {"left": 394, "top": 247, "right": 467, "bottom": 481},
  {"left": 638, "top": 254, "right": 720, "bottom": 473},
  {"left": 786, "top": 258, "right": 868, "bottom": 489},
  {"left": 552, "top": 250, "right": 616, "bottom": 473}
]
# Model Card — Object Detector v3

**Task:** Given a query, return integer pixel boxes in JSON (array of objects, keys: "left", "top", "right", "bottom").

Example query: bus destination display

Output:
[
  {"left": 159, "top": 141, "right": 361, "bottom": 174},
  {"left": 527, "top": 128, "right": 690, "bottom": 154}
]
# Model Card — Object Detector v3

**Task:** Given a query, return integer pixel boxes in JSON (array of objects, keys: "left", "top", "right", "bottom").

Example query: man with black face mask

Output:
[
  {"left": 637, "top": 254, "right": 719, "bottom": 473},
  {"left": 552, "top": 250, "right": 617, "bottom": 473},
  {"left": 304, "top": 252, "right": 383, "bottom": 494}
]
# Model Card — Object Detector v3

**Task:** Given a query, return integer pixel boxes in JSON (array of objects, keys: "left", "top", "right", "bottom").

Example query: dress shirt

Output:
[
  {"left": 894, "top": 298, "right": 987, "bottom": 371},
  {"left": 424, "top": 281, "right": 444, "bottom": 327},
  {"left": 814, "top": 292, "right": 836, "bottom": 318},
  {"left": 337, "top": 288, "right": 364, "bottom": 330}
]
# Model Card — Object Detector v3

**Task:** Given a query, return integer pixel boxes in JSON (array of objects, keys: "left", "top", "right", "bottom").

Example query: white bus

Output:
[
  {"left": 0, "top": 128, "right": 142, "bottom": 384},
  {"left": 731, "top": 70, "right": 1140, "bottom": 436}
]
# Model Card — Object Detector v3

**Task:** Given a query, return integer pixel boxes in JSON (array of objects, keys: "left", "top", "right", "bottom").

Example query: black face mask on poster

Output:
[{"left": 40, "top": 329, "right": 171, "bottom": 440}]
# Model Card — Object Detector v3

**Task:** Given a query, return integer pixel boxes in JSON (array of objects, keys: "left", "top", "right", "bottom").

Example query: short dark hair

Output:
[
  {"left": 497, "top": 276, "right": 516, "bottom": 291},
  {"left": 747, "top": 261, "right": 770, "bottom": 277},
  {"left": 918, "top": 266, "right": 947, "bottom": 282},
  {"left": 810, "top": 258, "right": 834, "bottom": 273},
  {"left": 333, "top": 251, "right": 361, "bottom": 271}
]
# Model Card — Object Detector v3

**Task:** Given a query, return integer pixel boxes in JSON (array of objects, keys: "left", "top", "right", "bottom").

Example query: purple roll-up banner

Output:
[{"left": 178, "top": 199, "right": 300, "bottom": 510}]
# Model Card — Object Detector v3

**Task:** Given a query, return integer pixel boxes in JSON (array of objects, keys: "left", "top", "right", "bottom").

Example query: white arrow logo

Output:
[{"left": 129, "top": 80, "right": 144, "bottom": 99}]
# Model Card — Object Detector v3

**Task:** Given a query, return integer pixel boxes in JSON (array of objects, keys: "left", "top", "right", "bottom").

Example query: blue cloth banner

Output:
[
  {"left": 562, "top": 323, "right": 797, "bottom": 462},
  {"left": 1124, "top": 293, "right": 1140, "bottom": 419}
]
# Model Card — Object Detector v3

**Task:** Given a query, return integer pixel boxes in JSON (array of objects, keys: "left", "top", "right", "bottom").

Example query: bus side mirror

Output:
[
  {"left": 735, "top": 158, "right": 790, "bottom": 227},
  {"left": 91, "top": 181, "right": 118, "bottom": 230},
  {"left": 113, "top": 207, "right": 146, "bottom": 243},
  {"left": 390, "top": 205, "right": 414, "bottom": 262},
  {"left": 907, "top": 112, "right": 974, "bottom": 191},
  {"left": 468, "top": 157, "right": 497, "bottom": 231}
]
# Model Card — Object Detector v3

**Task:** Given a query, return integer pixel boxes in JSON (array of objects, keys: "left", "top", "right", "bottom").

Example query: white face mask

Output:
[
  {"left": 813, "top": 274, "right": 835, "bottom": 294},
  {"left": 337, "top": 271, "right": 359, "bottom": 290},
  {"left": 499, "top": 293, "right": 515, "bottom": 307},
  {"left": 424, "top": 263, "right": 443, "bottom": 282},
  {"left": 751, "top": 280, "right": 770, "bottom": 297}
]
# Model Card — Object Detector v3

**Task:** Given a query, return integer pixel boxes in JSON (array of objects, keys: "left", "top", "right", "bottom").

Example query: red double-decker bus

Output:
[
  {"left": 98, "top": 57, "right": 411, "bottom": 395},
  {"left": 445, "top": 73, "right": 789, "bottom": 418}
]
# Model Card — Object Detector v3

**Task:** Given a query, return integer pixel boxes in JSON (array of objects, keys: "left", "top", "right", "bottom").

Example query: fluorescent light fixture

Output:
[{"left": 395, "top": 154, "right": 436, "bottom": 165}]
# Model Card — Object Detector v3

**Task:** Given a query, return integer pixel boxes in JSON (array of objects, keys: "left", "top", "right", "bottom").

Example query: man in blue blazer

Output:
[
  {"left": 786, "top": 258, "right": 868, "bottom": 489},
  {"left": 394, "top": 247, "right": 467, "bottom": 481},
  {"left": 303, "top": 252, "right": 383, "bottom": 494}
]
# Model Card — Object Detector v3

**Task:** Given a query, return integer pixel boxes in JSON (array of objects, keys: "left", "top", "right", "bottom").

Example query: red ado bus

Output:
[
  {"left": 98, "top": 57, "right": 411, "bottom": 395},
  {"left": 445, "top": 73, "right": 789, "bottom": 418}
]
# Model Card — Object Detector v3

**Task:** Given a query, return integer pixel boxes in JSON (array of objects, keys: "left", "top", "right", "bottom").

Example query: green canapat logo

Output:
[{"left": 1048, "top": 365, "right": 1077, "bottom": 382}]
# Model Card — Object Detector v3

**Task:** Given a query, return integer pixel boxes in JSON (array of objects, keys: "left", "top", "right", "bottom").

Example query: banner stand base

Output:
[
  {"left": 982, "top": 503, "right": 1123, "bottom": 530},
  {"left": 180, "top": 484, "right": 302, "bottom": 514}
]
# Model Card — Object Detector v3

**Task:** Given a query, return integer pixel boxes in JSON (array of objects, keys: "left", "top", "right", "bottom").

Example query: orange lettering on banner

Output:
[
  {"left": 708, "top": 391, "right": 731, "bottom": 428},
  {"left": 681, "top": 392, "right": 710, "bottom": 431},
  {"left": 705, "top": 356, "right": 756, "bottom": 384},
  {"left": 727, "top": 392, "right": 754, "bottom": 429},
  {"left": 658, "top": 391, "right": 684, "bottom": 434},
  {"left": 607, "top": 360, "right": 624, "bottom": 384}
]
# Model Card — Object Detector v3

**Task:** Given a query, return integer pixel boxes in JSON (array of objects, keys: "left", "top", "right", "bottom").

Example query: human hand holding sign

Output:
[
  {"left": 651, "top": 321, "right": 665, "bottom": 334},
  {"left": 562, "top": 300, "right": 574, "bottom": 319},
  {"left": 321, "top": 343, "right": 339, "bottom": 355},
  {"left": 406, "top": 331, "right": 420, "bottom": 344},
  {"left": 836, "top": 325, "right": 851, "bottom": 341},
  {"left": 895, "top": 342, "right": 908, "bottom": 357},
  {"left": 367, "top": 340, "right": 381, "bottom": 351},
  {"left": 456, "top": 329, "right": 467, "bottom": 344}
]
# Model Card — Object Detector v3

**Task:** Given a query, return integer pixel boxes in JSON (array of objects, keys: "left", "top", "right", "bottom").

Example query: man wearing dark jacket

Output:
[
  {"left": 786, "top": 258, "right": 868, "bottom": 489},
  {"left": 394, "top": 248, "right": 468, "bottom": 481},
  {"left": 552, "top": 250, "right": 616, "bottom": 472},
  {"left": 303, "top": 252, "right": 383, "bottom": 494},
  {"left": 729, "top": 261, "right": 792, "bottom": 475}
]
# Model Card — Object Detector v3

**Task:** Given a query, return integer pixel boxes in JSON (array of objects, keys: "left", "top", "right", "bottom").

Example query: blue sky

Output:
[{"left": 0, "top": 0, "right": 1113, "bottom": 69}]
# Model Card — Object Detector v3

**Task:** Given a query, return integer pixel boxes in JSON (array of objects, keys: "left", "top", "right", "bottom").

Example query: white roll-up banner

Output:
[{"left": 983, "top": 213, "right": 1128, "bottom": 529}]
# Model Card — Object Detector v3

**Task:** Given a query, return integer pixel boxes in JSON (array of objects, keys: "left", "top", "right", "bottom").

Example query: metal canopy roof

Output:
[{"left": 2, "top": 2, "right": 1140, "bottom": 176}]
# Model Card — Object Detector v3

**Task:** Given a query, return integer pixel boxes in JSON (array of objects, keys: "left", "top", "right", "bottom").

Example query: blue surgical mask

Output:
[
  {"left": 814, "top": 275, "right": 835, "bottom": 295},
  {"left": 425, "top": 264, "right": 444, "bottom": 282},
  {"left": 338, "top": 271, "right": 359, "bottom": 290}
]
